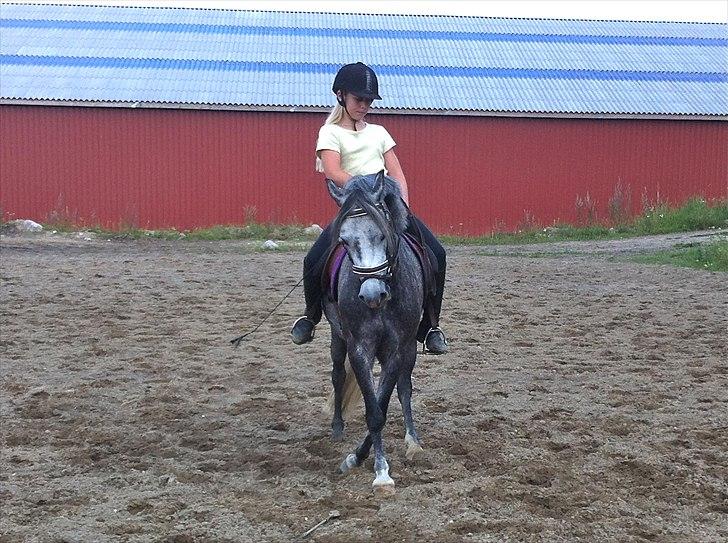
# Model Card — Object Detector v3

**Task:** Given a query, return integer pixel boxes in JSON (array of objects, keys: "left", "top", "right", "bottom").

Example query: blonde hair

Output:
[{"left": 315, "top": 104, "right": 346, "bottom": 172}]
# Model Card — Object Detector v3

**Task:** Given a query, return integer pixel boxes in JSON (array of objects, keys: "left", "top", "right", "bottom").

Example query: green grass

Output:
[
  {"left": 441, "top": 197, "right": 728, "bottom": 246},
  {"left": 39, "top": 222, "right": 318, "bottom": 242},
  {"left": 10, "top": 196, "right": 727, "bottom": 245},
  {"left": 441, "top": 224, "right": 620, "bottom": 245},
  {"left": 183, "top": 224, "right": 314, "bottom": 241},
  {"left": 633, "top": 198, "right": 728, "bottom": 235},
  {"left": 630, "top": 238, "right": 728, "bottom": 272}
]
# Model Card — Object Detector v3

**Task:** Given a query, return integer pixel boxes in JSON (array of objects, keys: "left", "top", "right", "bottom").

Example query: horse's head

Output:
[{"left": 328, "top": 172, "right": 409, "bottom": 309}]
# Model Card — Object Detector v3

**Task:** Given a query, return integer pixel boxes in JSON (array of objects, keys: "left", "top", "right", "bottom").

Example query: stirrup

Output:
[{"left": 423, "top": 327, "right": 448, "bottom": 354}]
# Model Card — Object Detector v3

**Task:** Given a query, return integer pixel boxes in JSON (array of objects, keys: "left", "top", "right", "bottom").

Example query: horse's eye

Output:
[{"left": 379, "top": 235, "right": 386, "bottom": 243}]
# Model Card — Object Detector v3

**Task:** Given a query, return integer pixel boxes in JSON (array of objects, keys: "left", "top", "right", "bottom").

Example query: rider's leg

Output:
[
  {"left": 408, "top": 216, "right": 448, "bottom": 354},
  {"left": 292, "top": 225, "right": 332, "bottom": 344}
]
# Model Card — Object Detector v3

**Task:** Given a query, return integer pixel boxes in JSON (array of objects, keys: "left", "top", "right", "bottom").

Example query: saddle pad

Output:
[
  {"left": 322, "top": 243, "right": 348, "bottom": 301},
  {"left": 402, "top": 232, "right": 437, "bottom": 299}
]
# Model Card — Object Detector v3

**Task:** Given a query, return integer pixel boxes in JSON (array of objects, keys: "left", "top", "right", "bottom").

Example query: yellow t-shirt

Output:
[{"left": 316, "top": 123, "right": 396, "bottom": 177}]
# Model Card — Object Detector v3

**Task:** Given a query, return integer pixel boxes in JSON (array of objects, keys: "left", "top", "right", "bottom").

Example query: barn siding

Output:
[{"left": 1, "top": 105, "right": 726, "bottom": 235}]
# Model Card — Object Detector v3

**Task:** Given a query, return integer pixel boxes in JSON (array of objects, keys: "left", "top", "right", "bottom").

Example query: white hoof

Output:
[
  {"left": 405, "top": 442, "right": 424, "bottom": 460},
  {"left": 404, "top": 434, "right": 424, "bottom": 460},
  {"left": 339, "top": 453, "right": 358, "bottom": 475},
  {"left": 372, "top": 474, "right": 395, "bottom": 497}
]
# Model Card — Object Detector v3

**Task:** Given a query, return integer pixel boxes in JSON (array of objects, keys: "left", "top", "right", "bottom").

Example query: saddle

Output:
[{"left": 322, "top": 217, "right": 438, "bottom": 316}]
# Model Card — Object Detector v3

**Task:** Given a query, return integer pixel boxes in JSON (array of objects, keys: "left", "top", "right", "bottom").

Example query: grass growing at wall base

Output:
[
  {"left": 37, "top": 223, "right": 318, "bottom": 242},
  {"left": 8, "top": 197, "right": 727, "bottom": 245},
  {"left": 442, "top": 198, "right": 728, "bottom": 245},
  {"left": 630, "top": 239, "right": 728, "bottom": 272},
  {"left": 633, "top": 198, "right": 728, "bottom": 235}
]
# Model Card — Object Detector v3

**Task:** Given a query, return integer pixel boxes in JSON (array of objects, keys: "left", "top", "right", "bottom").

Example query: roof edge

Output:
[
  {"left": 2, "top": 98, "right": 727, "bottom": 121},
  {"left": 2, "top": 2, "right": 727, "bottom": 26}
]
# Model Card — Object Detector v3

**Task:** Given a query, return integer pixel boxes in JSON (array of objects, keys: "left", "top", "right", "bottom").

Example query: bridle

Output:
[{"left": 341, "top": 201, "right": 399, "bottom": 283}]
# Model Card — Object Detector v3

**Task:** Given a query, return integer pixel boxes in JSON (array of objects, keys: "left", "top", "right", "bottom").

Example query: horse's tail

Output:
[{"left": 324, "top": 358, "right": 362, "bottom": 418}]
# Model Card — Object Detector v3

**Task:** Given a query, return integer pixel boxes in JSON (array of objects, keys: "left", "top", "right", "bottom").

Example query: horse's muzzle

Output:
[{"left": 358, "top": 277, "right": 391, "bottom": 308}]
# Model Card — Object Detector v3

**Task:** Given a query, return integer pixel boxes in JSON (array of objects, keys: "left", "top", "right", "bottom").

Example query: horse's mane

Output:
[
  {"left": 329, "top": 174, "right": 410, "bottom": 264},
  {"left": 330, "top": 174, "right": 409, "bottom": 240}
]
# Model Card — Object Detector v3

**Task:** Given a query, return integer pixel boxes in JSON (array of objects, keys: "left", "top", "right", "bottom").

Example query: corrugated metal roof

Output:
[{"left": 1, "top": 2, "right": 726, "bottom": 116}]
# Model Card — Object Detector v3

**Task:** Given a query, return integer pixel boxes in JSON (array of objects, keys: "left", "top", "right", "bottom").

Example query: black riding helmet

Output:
[{"left": 332, "top": 62, "right": 382, "bottom": 101}]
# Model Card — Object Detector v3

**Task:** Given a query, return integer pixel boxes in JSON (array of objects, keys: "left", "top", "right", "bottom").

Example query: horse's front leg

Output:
[
  {"left": 370, "top": 367, "right": 398, "bottom": 496},
  {"left": 339, "top": 350, "right": 377, "bottom": 474},
  {"left": 330, "top": 334, "right": 347, "bottom": 441},
  {"left": 340, "top": 357, "right": 398, "bottom": 496}
]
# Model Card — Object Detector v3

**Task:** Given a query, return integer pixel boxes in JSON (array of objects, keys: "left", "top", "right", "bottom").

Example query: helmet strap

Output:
[{"left": 337, "top": 91, "right": 357, "bottom": 131}]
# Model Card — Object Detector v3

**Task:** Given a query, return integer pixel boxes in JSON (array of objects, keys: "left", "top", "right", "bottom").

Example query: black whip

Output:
[{"left": 230, "top": 276, "right": 306, "bottom": 349}]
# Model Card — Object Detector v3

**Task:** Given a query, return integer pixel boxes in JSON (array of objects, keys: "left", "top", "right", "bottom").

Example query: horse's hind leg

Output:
[
  {"left": 330, "top": 334, "right": 347, "bottom": 441},
  {"left": 398, "top": 350, "right": 423, "bottom": 460}
]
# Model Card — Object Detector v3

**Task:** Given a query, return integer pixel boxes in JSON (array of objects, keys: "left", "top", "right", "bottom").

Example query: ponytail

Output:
[{"left": 315, "top": 104, "right": 346, "bottom": 172}]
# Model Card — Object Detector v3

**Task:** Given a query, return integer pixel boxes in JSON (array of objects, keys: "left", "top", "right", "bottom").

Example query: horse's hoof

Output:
[
  {"left": 339, "top": 453, "right": 358, "bottom": 475},
  {"left": 372, "top": 477, "right": 396, "bottom": 497},
  {"left": 405, "top": 442, "right": 424, "bottom": 461},
  {"left": 331, "top": 429, "right": 345, "bottom": 442}
]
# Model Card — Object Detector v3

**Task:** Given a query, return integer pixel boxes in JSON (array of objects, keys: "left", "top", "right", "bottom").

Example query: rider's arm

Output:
[
  {"left": 320, "top": 147, "right": 410, "bottom": 207},
  {"left": 318, "top": 150, "right": 351, "bottom": 187},
  {"left": 384, "top": 149, "right": 409, "bottom": 206}
]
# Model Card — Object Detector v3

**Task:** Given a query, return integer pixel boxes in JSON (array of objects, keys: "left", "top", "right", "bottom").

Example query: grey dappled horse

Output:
[{"left": 324, "top": 172, "right": 425, "bottom": 496}]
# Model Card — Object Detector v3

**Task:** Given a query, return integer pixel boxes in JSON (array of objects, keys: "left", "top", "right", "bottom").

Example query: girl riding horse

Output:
[{"left": 291, "top": 62, "right": 448, "bottom": 354}]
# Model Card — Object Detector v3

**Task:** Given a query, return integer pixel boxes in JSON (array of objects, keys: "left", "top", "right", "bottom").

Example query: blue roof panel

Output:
[
  {"left": 5, "top": 3, "right": 726, "bottom": 39},
  {"left": 1, "top": 3, "right": 726, "bottom": 116}
]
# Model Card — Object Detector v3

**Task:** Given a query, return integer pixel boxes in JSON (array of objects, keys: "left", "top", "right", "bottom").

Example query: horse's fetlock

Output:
[{"left": 331, "top": 418, "right": 345, "bottom": 441}]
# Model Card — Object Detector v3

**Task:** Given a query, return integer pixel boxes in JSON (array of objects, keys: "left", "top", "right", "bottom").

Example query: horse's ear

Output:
[
  {"left": 327, "top": 179, "right": 346, "bottom": 207},
  {"left": 373, "top": 170, "right": 385, "bottom": 202}
]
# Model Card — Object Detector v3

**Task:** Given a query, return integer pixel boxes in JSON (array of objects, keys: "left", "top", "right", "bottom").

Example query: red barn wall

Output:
[{"left": 1, "top": 105, "right": 726, "bottom": 235}]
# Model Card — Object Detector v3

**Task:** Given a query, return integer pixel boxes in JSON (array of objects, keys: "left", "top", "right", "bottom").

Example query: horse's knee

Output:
[{"left": 366, "top": 409, "right": 386, "bottom": 433}]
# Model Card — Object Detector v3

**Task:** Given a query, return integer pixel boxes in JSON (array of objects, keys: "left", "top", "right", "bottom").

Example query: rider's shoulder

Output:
[
  {"left": 365, "top": 123, "right": 392, "bottom": 136},
  {"left": 318, "top": 123, "right": 337, "bottom": 134}
]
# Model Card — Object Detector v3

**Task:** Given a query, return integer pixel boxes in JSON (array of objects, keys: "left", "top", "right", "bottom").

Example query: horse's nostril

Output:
[{"left": 359, "top": 294, "right": 365, "bottom": 301}]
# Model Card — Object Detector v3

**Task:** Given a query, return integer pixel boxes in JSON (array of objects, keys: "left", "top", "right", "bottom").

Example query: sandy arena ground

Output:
[{"left": 1, "top": 231, "right": 726, "bottom": 542}]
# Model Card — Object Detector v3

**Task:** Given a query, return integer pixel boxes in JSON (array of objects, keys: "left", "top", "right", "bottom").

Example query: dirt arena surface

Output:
[{"left": 1, "top": 231, "right": 726, "bottom": 542}]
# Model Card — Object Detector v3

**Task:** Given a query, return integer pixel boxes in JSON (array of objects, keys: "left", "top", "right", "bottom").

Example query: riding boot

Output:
[
  {"left": 291, "top": 316, "right": 317, "bottom": 345},
  {"left": 417, "top": 295, "right": 448, "bottom": 354},
  {"left": 424, "top": 327, "right": 449, "bottom": 354},
  {"left": 407, "top": 215, "right": 448, "bottom": 354},
  {"left": 292, "top": 230, "right": 329, "bottom": 345},
  {"left": 416, "top": 252, "right": 448, "bottom": 354},
  {"left": 291, "top": 262, "right": 323, "bottom": 344}
]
